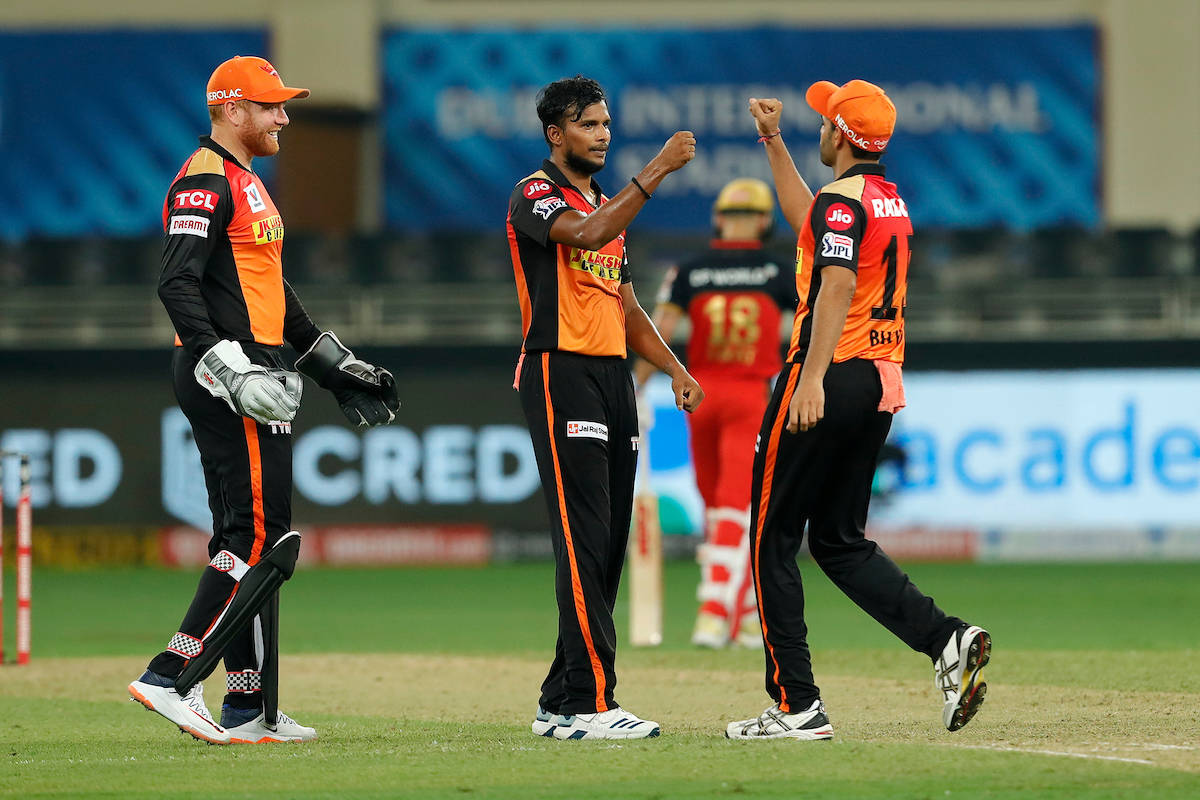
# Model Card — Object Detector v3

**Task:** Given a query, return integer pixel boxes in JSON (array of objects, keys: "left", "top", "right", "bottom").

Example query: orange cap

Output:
[
  {"left": 805, "top": 79, "right": 895, "bottom": 153},
  {"left": 206, "top": 55, "right": 309, "bottom": 106}
]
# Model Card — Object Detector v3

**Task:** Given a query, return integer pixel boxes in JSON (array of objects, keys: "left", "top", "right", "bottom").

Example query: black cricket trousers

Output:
[
  {"left": 519, "top": 351, "right": 638, "bottom": 715},
  {"left": 749, "top": 358, "right": 961, "bottom": 712},
  {"left": 149, "top": 344, "right": 295, "bottom": 710}
]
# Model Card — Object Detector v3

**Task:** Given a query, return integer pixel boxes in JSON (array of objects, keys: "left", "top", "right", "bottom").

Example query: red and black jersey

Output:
[
  {"left": 788, "top": 163, "right": 911, "bottom": 365},
  {"left": 507, "top": 159, "right": 631, "bottom": 358},
  {"left": 656, "top": 241, "right": 797, "bottom": 381},
  {"left": 158, "top": 136, "right": 319, "bottom": 361}
]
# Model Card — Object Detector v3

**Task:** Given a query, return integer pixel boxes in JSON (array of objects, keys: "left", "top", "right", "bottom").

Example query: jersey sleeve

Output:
[
  {"left": 282, "top": 280, "right": 321, "bottom": 354},
  {"left": 809, "top": 192, "right": 867, "bottom": 274},
  {"left": 621, "top": 245, "right": 633, "bottom": 285},
  {"left": 157, "top": 173, "right": 232, "bottom": 359},
  {"left": 508, "top": 177, "right": 573, "bottom": 247}
]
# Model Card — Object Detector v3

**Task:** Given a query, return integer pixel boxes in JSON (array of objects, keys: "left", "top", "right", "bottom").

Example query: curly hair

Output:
[{"left": 535, "top": 76, "right": 606, "bottom": 147}]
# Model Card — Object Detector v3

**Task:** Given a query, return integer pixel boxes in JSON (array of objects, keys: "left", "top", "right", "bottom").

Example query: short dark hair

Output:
[
  {"left": 849, "top": 143, "right": 884, "bottom": 161},
  {"left": 536, "top": 75, "right": 606, "bottom": 147}
]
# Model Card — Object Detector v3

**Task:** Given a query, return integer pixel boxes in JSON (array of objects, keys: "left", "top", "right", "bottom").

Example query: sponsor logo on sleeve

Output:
[
  {"left": 566, "top": 420, "right": 609, "bottom": 441},
  {"left": 824, "top": 202, "right": 856, "bottom": 231},
  {"left": 173, "top": 189, "right": 219, "bottom": 212},
  {"left": 169, "top": 215, "right": 211, "bottom": 238},
  {"left": 820, "top": 231, "right": 854, "bottom": 260},
  {"left": 524, "top": 180, "right": 554, "bottom": 200},
  {"left": 243, "top": 183, "right": 267, "bottom": 213},
  {"left": 532, "top": 195, "right": 567, "bottom": 220}
]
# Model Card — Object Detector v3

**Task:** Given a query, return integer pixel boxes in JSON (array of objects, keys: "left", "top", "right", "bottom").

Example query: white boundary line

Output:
[{"left": 948, "top": 744, "right": 1155, "bottom": 765}]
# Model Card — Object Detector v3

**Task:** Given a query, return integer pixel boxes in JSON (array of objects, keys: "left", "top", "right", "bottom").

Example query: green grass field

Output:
[{"left": 2, "top": 561, "right": 1197, "bottom": 798}]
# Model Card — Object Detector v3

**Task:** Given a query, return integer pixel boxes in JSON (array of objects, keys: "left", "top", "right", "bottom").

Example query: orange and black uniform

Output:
[
  {"left": 507, "top": 160, "right": 637, "bottom": 715},
  {"left": 750, "top": 164, "right": 961, "bottom": 711},
  {"left": 149, "top": 136, "right": 319, "bottom": 711}
]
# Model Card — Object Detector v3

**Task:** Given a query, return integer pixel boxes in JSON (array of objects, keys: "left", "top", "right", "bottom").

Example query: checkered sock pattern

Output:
[
  {"left": 210, "top": 552, "right": 235, "bottom": 571},
  {"left": 166, "top": 632, "right": 203, "bottom": 658},
  {"left": 227, "top": 670, "right": 262, "bottom": 694}
]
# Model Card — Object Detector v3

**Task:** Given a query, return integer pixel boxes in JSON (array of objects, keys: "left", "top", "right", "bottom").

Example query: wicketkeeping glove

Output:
[
  {"left": 295, "top": 331, "right": 400, "bottom": 426},
  {"left": 194, "top": 340, "right": 302, "bottom": 425}
]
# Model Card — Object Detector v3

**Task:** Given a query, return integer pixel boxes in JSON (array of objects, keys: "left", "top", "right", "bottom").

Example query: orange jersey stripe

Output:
[
  {"left": 243, "top": 419, "right": 267, "bottom": 566},
  {"left": 541, "top": 352, "right": 608, "bottom": 711},
  {"left": 752, "top": 365, "right": 800, "bottom": 712}
]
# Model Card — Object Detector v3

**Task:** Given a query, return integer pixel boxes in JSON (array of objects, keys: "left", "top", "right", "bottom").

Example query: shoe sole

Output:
[
  {"left": 945, "top": 628, "right": 992, "bottom": 732},
  {"left": 531, "top": 720, "right": 557, "bottom": 737},
  {"left": 552, "top": 726, "right": 661, "bottom": 740},
  {"left": 725, "top": 723, "right": 833, "bottom": 741},
  {"left": 229, "top": 734, "right": 313, "bottom": 744},
  {"left": 128, "top": 683, "right": 229, "bottom": 746}
]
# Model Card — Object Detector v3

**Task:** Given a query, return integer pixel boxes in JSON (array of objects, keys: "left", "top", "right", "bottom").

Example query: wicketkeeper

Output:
[{"left": 128, "top": 56, "right": 400, "bottom": 745}]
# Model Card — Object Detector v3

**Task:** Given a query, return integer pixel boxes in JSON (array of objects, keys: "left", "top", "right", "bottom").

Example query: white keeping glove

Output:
[{"left": 194, "top": 340, "right": 301, "bottom": 425}]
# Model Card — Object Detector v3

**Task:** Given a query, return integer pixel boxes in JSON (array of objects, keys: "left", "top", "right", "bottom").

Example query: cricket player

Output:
[
  {"left": 128, "top": 56, "right": 399, "bottom": 745},
  {"left": 634, "top": 179, "right": 796, "bottom": 649},
  {"left": 507, "top": 75, "right": 703, "bottom": 740},
  {"left": 725, "top": 81, "right": 990, "bottom": 739}
]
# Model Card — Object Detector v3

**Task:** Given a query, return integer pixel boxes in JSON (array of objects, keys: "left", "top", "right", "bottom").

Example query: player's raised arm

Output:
[
  {"left": 550, "top": 130, "right": 695, "bottom": 250},
  {"left": 748, "top": 97, "right": 814, "bottom": 234}
]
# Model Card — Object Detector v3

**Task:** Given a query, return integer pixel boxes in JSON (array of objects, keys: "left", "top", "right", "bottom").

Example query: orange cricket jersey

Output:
[
  {"left": 160, "top": 136, "right": 299, "bottom": 357},
  {"left": 506, "top": 159, "right": 630, "bottom": 358},
  {"left": 789, "top": 163, "right": 912, "bottom": 364}
]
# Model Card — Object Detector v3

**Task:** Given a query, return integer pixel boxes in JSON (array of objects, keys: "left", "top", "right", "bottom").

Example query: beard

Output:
[
  {"left": 565, "top": 148, "right": 604, "bottom": 175},
  {"left": 244, "top": 128, "right": 280, "bottom": 158}
]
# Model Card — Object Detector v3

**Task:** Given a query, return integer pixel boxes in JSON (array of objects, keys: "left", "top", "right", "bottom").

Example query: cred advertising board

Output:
[{"left": 5, "top": 360, "right": 1200, "bottom": 538}]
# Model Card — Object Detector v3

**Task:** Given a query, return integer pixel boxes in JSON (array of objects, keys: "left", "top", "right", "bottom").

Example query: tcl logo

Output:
[
  {"left": 524, "top": 180, "right": 554, "bottom": 199},
  {"left": 174, "top": 190, "right": 219, "bottom": 212},
  {"left": 825, "top": 203, "right": 855, "bottom": 231}
]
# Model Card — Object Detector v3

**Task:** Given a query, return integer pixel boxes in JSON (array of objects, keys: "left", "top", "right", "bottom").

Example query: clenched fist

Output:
[
  {"left": 748, "top": 97, "right": 783, "bottom": 137},
  {"left": 653, "top": 130, "right": 697, "bottom": 173}
]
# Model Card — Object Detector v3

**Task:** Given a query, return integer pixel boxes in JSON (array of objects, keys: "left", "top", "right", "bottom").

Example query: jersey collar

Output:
[
  {"left": 542, "top": 159, "right": 604, "bottom": 207},
  {"left": 836, "top": 163, "right": 886, "bottom": 180}
]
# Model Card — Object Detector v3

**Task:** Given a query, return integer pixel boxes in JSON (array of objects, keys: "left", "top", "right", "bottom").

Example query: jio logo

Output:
[{"left": 825, "top": 203, "right": 855, "bottom": 231}]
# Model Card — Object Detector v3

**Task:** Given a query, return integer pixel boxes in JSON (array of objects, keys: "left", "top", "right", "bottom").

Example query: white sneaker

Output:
[
  {"left": 128, "top": 675, "right": 230, "bottom": 745},
  {"left": 226, "top": 710, "right": 317, "bottom": 743},
  {"left": 691, "top": 611, "right": 730, "bottom": 648},
  {"left": 552, "top": 707, "right": 661, "bottom": 740},
  {"left": 935, "top": 624, "right": 991, "bottom": 731},
  {"left": 531, "top": 705, "right": 558, "bottom": 737},
  {"left": 725, "top": 699, "right": 833, "bottom": 740}
]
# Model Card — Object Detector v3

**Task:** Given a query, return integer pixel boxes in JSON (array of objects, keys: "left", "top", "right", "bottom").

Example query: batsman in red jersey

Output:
[
  {"left": 725, "top": 80, "right": 991, "bottom": 740},
  {"left": 635, "top": 179, "right": 796, "bottom": 648}
]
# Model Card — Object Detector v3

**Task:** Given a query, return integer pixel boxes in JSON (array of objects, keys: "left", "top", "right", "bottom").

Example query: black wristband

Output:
[{"left": 630, "top": 176, "right": 652, "bottom": 200}]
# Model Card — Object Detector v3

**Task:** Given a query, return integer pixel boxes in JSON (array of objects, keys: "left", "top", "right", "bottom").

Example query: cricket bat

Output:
[{"left": 628, "top": 413, "right": 663, "bottom": 647}]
